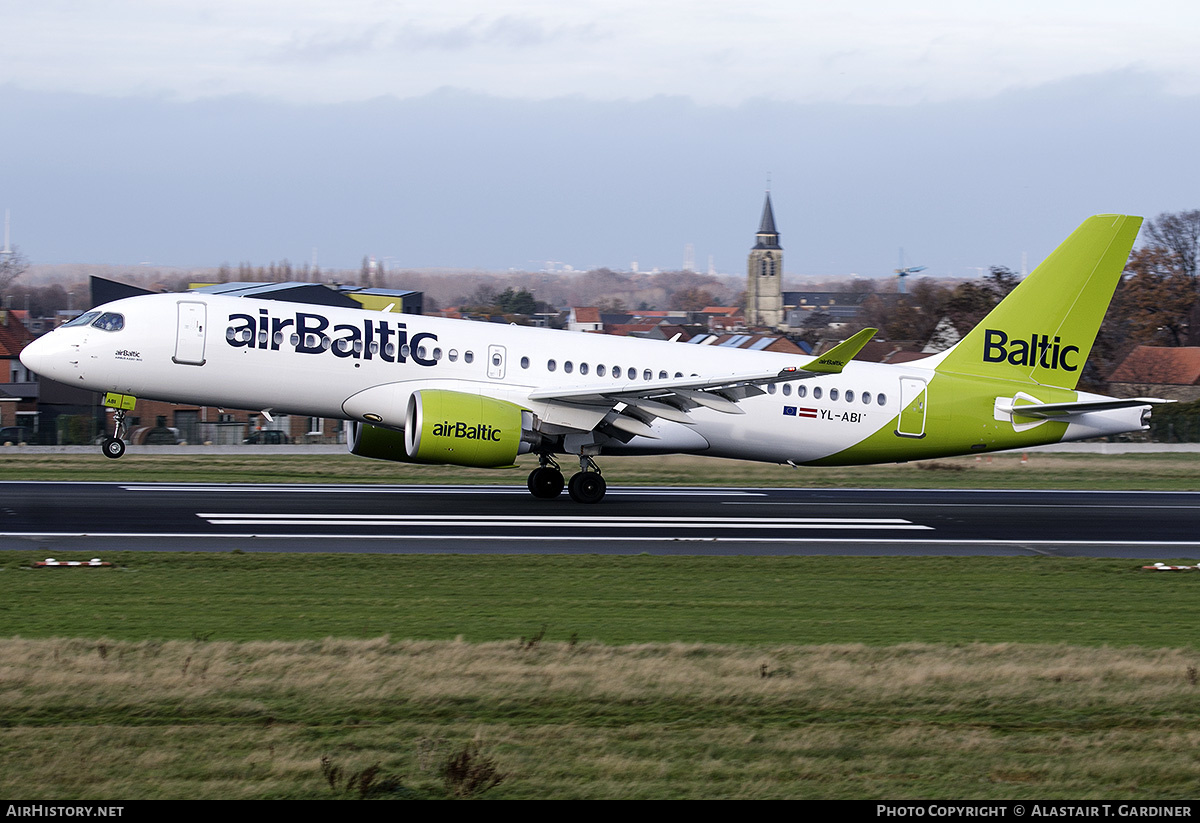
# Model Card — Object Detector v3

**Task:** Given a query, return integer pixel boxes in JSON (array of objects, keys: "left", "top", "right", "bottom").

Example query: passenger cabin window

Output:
[
  {"left": 547, "top": 359, "right": 557, "bottom": 372},
  {"left": 520, "top": 356, "right": 528, "bottom": 368}
]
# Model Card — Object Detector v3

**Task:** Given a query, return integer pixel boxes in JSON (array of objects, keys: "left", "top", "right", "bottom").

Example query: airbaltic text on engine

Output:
[
  {"left": 982, "top": 329, "right": 1080, "bottom": 371},
  {"left": 225, "top": 310, "right": 439, "bottom": 366},
  {"left": 432, "top": 422, "right": 503, "bottom": 441}
]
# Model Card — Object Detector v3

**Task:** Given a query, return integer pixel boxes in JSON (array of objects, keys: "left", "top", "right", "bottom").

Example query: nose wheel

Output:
[{"left": 101, "top": 408, "right": 128, "bottom": 459}]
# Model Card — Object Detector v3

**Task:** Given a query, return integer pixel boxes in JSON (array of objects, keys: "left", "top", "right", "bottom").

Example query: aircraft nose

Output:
[{"left": 20, "top": 333, "right": 67, "bottom": 381}]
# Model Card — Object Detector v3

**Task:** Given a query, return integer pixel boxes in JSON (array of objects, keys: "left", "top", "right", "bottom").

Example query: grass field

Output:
[
  {"left": 3, "top": 552, "right": 1200, "bottom": 799},
  {"left": 0, "top": 449, "right": 1199, "bottom": 489}
]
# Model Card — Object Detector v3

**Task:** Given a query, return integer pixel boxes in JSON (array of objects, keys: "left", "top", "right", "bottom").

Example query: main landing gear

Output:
[
  {"left": 102, "top": 409, "right": 127, "bottom": 459},
  {"left": 526, "top": 454, "right": 607, "bottom": 503},
  {"left": 527, "top": 455, "right": 565, "bottom": 499}
]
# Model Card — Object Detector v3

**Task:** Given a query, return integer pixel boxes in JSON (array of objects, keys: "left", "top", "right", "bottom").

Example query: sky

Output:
[{"left": 3, "top": 1, "right": 1199, "bottom": 279}]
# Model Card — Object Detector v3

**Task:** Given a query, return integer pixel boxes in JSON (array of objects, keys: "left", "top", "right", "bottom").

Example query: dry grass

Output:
[{"left": 3, "top": 638, "right": 1200, "bottom": 798}]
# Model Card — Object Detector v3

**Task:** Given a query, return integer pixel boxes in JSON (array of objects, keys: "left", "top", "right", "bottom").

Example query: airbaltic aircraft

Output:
[{"left": 20, "top": 214, "right": 1164, "bottom": 503}]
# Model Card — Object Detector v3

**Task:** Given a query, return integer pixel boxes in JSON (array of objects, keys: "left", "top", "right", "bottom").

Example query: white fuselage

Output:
[{"left": 19, "top": 293, "right": 1144, "bottom": 466}]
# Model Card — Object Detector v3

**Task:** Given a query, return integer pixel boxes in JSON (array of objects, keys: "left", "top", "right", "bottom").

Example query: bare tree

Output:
[
  {"left": 1143, "top": 210, "right": 1200, "bottom": 285},
  {"left": 0, "top": 246, "right": 30, "bottom": 293}
]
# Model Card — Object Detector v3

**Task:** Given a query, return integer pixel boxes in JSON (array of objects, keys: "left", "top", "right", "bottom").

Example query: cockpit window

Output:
[
  {"left": 62, "top": 311, "right": 100, "bottom": 328},
  {"left": 92, "top": 312, "right": 125, "bottom": 332}
]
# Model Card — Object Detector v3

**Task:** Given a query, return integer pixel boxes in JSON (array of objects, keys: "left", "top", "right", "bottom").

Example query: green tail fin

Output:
[{"left": 935, "top": 214, "right": 1142, "bottom": 389}]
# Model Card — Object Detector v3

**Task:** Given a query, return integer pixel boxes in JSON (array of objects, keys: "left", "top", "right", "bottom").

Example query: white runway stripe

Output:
[
  {"left": 124, "top": 485, "right": 764, "bottom": 496},
  {"left": 196, "top": 513, "right": 932, "bottom": 530}
]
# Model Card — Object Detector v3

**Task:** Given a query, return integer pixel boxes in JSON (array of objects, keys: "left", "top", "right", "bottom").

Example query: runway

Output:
[{"left": 1, "top": 481, "right": 1198, "bottom": 557}]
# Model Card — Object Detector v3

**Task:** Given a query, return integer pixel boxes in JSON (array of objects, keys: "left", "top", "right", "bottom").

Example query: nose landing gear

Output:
[{"left": 101, "top": 407, "right": 128, "bottom": 459}]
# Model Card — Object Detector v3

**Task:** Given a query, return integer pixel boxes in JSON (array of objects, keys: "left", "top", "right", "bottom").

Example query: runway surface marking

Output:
[
  {"left": 4, "top": 532, "right": 1200, "bottom": 548},
  {"left": 122, "top": 485, "right": 765, "bottom": 497},
  {"left": 196, "top": 513, "right": 932, "bottom": 530}
]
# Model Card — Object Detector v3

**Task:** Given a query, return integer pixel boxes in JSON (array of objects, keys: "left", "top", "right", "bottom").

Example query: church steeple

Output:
[
  {"left": 746, "top": 190, "right": 784, "bottom": 328},
  {"left": 755, "top": 192, "right": 780, "bottom": 248}
]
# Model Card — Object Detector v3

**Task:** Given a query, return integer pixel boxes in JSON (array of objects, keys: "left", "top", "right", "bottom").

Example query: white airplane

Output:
[{"left": 20, "top": 214, "right": 1165, "bottom": 503}]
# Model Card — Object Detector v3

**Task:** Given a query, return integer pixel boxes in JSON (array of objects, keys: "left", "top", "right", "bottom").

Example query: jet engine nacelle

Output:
[
  {"left": 347, "top": 390, "right": 538, "bottom": 468},
  {"left": 346, "top": 419, "right": 414, "bottom": 463},
  {"left": 405, "top": 389, "right": 538, "bottom": 467}
]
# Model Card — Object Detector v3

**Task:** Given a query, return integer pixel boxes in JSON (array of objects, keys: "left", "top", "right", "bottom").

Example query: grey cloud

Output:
[{"left": 272, "top": 15, "right": 608, "bottom": 63}]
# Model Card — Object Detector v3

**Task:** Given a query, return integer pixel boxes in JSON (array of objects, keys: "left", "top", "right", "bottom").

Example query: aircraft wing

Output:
[{"left": 526, "top": 328, "right": 877, "bottom": 437}]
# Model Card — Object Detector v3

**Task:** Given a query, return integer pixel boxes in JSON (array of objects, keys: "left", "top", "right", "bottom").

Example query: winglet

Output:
[{"left": 800, "top": 328, "right": 877, "bottom": 374}]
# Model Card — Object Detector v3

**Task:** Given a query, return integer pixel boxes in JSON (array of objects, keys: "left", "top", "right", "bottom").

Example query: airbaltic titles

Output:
[{"left": 226, "top": 309, "right": 440, "bottom": 367}]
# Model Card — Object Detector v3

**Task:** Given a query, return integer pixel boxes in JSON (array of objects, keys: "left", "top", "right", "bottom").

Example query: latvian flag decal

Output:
[{"left": 783, "top": 406, "right": 818, "bottom": 418}]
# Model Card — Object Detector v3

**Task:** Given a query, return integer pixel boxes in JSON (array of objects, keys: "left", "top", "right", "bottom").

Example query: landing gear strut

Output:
[
  {"left": 527, "top": 454, "right": 565, "bottom": 499},
  {"left": 567, "top": 455, "right": 606, "bottom": 504},
  {"left": 102, "top": 409, "right": 127, "bottom": 459}
]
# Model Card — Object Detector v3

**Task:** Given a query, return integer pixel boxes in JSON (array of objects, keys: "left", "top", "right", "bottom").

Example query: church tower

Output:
[{"left": 746, "top": 192, "right": 783, "bottom": 328}]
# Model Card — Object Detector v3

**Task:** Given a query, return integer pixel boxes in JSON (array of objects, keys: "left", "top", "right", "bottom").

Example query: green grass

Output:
[
  {"left": 0, "top": 450, "right": 1198, "bottom": 489},
  {"left": 3, "top": 553, "right": 1200, "bottom": 647}
]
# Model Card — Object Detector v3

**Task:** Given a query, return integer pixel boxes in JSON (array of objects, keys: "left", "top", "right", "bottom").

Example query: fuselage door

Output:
[
  {"left": 173, "top": 301, "right": 207, "bottom": 366},
  {"left": 895, "top": 376, "right": 927, "bottom": 438},
  {"left": 487, "top": 344, "right": 506, "bottom": 380}
]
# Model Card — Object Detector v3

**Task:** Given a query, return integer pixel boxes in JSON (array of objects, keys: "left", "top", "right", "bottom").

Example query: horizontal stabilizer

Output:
[{"left": 995, "top": 396, "right": 1172, "bottom": 419}]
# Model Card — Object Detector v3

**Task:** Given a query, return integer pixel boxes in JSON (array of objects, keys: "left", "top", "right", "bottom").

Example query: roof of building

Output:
[
  {"left": 0, "top": 312, "right": 35, "bottom": 358},
  {"left": 571, "top": 307, "right": 601, "bottom": 324},
  {"left": 1108, "top": 346, "right": 1200, "bottom": 385},
  {"left": 604, "top": 323, "right": 661, "bottom": 337},
  {"left": 190, "top": 282, "right": 361, "bottom": 308},
  {"left": 684, "top": 332, "right": 805, "bottom": 355}
]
